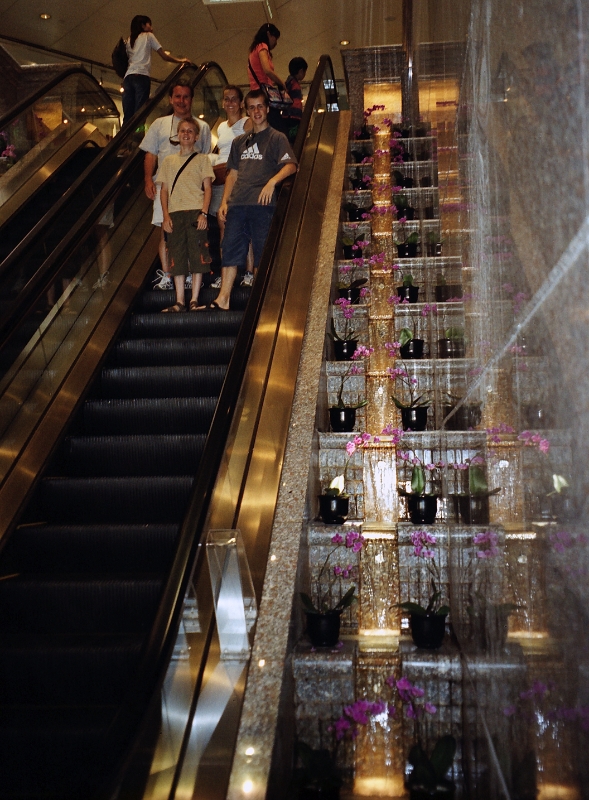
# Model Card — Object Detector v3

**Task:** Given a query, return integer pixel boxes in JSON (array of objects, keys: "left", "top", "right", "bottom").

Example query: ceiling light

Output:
[
  {"left": 40, "top": 13, "right": 51, "bottom": 19},
  {"left": 340, "top": 39, "right": 349, "bottom": 46},
  {"left": 119, "top": 87, "right": 124, "bottom": 93}
]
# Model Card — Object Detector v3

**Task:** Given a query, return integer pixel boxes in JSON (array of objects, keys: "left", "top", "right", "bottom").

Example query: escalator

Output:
[
  {"left": 0, "top": 60, "right": 219, "bottom": 335},
  {"left": 0, "top": 56, "right": 340, "bottom": 800},
  {"left": 0, "top": 67, "right": 119, "bottom": 265}
]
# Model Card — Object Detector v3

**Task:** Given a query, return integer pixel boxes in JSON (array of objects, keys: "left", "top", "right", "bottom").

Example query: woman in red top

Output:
[{"left": 247, "top": 23, "right": 288, "bottom": 133}]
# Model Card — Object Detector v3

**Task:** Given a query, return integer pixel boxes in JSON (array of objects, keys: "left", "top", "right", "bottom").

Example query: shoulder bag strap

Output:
[{"left": 170, "top": 152, "right": 198, "bottom": 196}]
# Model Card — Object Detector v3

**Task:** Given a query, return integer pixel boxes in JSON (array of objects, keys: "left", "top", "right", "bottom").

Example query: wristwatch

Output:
[{"left": 200, "top": 211, "right": 208, "bottom": 216}]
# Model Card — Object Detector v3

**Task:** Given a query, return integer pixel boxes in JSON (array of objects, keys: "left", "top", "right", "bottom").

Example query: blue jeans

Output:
[
  {"left": 122, "top": 74, "right": 151, "bottom": 123},
  {"left": 221, "top": 205, "right": 275, "bottom": 269}
]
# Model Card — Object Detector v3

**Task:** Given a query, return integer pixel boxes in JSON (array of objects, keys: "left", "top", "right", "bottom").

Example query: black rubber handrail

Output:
[
  {"left": 0, "top": 65, "right": 118, "bottom": 131},
  {"left": 86, "top": 54, "right": 339, "bottom": 800},
  {"left": 0, "top": 62, "right": 226, "bottom": 351}
]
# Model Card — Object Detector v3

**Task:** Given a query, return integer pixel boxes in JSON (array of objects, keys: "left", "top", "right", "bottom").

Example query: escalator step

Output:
[
  {"left": 138, "top": 285, "right": 251, "bottom": 313},
  {"left": 1, "top": 524, "right": 178, "bottom": 574},
  {"left": 111, "top": 336, "right": 236, "bottom": 367},
  {"left": 0, "top": 578, "right": 163, "bottom": 634},
  {"left": 100, "top": 364, "right": 226, "bottom": 399},
  {"left": 62, "top": 434, "right": 207, "bottom": 476},
  {"left": 0, "top": 638, "right": 143, "bottom": 705},
  {"left": 123, "top": 310, "right": 243, "bottom": 339},
  {"left": 39, "top": 475, "right": 193, "bottom": 524},
  {"left": 82, "top": 397, "right": 217, "bottom": 435}
]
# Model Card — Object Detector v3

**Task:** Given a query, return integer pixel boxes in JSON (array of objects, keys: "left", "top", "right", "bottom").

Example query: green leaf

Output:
[
  {"left": 411, "top": 465, "right": 426, "bottom": 495},
  {"left": 436, "top": 605, "right": 450, "bottom": 616},
  {"left": 402, "top": 272, "right": 414, "bottom": 286},
  {"left": 469, "top": 466, "right": 488, "bottom": 495},
  {"left": 334, "top": 586, "right": 357, "bottom": 610},
  {"left": 398, "top": 601, "right": 428, "bottom": 615},
  {"left": 399, "top": 327, "right": 413, "bottom": 347},
  {"left": 300, "top": 593, "right": 319, "bottom": 614},
  {"left": 392, "top": 395, "right": 410, "bottom": 409},
  {"left": 444, "top": 326, "right": 464, "bottom": 340},
  {"left": 430, "top": 735, "right": 457, "bottom": 781},
  {"left": 406, "top": 232, "right": 419, "bottom": 245},
  {"left": 407, "top": 744, "right": 437, "bottom": 790},
  {"left": 350, "top": 278, "right": 368, "bottom": 289}
]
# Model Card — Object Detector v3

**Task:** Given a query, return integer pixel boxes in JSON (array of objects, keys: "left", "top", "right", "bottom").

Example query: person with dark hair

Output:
[
  {"left": 122, "top": 15, "right": 190, "bottom": 122},
  {"left": 283, "top": 56, "right": 308, "bottom": 143},
  {"left": 198, "top": 88, "right": 297, "bottom": 311},
  {"left": 140, "top": 81, "right": 212, "bottom": 289},
  {"left": 247, "top": 23, "right": 287, "bottom": 132}
]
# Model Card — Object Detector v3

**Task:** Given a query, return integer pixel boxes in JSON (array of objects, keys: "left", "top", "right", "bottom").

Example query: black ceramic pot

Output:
[
  {"left": 337, "top": 286, "right": 361, "bottom": 304},
  {"left": 347, "top": 207, "right": 363, "bottom": 222},
  {"left": 305, "top": 610, "right": 342, "bottom": 647},
  {"left": 407, "top": 494, "right": 438, "bottom": 524},
  {"left": 410, "top": 612, "right": 447, "bottom": 649},
  {"left": 342, "top": 244, "right": 354, "bottom": 259},
  {"left": 409, "top": 783, "right": 455, "bottom": 800},
  {"left": 400, "top": 338, "right": 424, "bottom": 359},
  {"left": 442, "top": 403, "right": 481, "bottom": 431},
  {"left": 333, "top": 339, "right": 358, "bottom": 361},
  {"left": 454, "top": 495, "right": 490, "bottom": 525},
  {"left": 401, "top": 406, "right": 428, "bottom": 431},
  {"left": 424, "top": 206, "right": 435, "bottom": 220},
  {"left": 521, "top": 403, "right": 553, "bottom": 429},
  {"left": 318, "top": 494, "right": 349, "bottom": 525},
  {"left": 438, "top": 338, "right": 465, "bottom": 359},
  {"left": 419, "top": 175, "right": 433, "bottom": 187},
  {"left": 329, "top": 407, "right": 356, "bottom": 433},
  {"left": 435, "top": 285, "right": 463, "bottom": 302},
  {"left": 397, "top": 285, "right": 420, "bottom": 303},
  {"left": 403, "top": 177, "right": 415, "bottom": 189}
]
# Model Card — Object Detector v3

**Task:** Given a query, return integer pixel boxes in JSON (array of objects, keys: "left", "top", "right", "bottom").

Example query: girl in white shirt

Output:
[{"left": 123, "top": 15, "right": 190, "bottom": 123}]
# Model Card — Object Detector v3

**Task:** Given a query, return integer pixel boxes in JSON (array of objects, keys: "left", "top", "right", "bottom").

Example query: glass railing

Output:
[{"left": 0, "top": 68, "right": 120, "bottom": 217}]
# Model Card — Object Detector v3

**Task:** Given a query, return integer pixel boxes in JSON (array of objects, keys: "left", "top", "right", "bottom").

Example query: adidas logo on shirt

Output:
[
  {"left": 280, "top": 152, "right": 292, "bottom": 161},
  {"left": 241, "top": 143, "right": 262, "bottom": 160}
]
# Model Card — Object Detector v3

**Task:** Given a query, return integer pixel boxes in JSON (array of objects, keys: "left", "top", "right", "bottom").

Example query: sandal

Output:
[
  {"left": 161, "top": 302, "right": 186, "bottom": 313},
  {"left": 189, "top": 300, "right": 200, "bottom": 311}
]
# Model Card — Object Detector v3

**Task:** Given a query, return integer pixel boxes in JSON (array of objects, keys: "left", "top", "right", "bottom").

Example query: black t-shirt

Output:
[{"left": 226, "top": 125, "right": 297, "bottom": 206}]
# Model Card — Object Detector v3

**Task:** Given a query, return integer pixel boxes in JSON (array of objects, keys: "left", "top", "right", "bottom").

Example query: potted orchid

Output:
[
  {"left": 337, "top": 259, "right": 368, "bottom": 304},
  {"left": 398, "top": 530, "right": 450, "bottom": 649},
  {"left": 328, "top": 345, "right": 372, "bottom": 432},
  {"left": 390, "top": 302, "right": 437, "bottom": 359},
  {"left": 397, "top": 451, "right": 445, "bottom": 524},
  {"left": 319, "top": 433, "right": 376, "bottom": 524},
  {"left": 441, "top": 393, "right": 482, "bottom": 430},
  {"left": 330, "top": 297, "right": 362, "bottom": 360},
  {"left": 438, "top": 326, "right": 465, "bottom": 359},
  {"left": 332, "top": 676, "right": 456, "bottom": 798},
  {"left": 396, "top": 272, "right": 420, "bottom": 302},
  {"left": 300, "top": 528, "right": 365, "bottom": 647},
  {"left": 449, "top": 456, "right": 501, "bottom": 525},
  {"left": 388, "top": 363, "right": 431, "bottom": 432}
]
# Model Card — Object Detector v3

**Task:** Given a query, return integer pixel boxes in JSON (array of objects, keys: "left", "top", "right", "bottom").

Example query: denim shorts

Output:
[{"left": 221, "top": 204, "right": 275, "bottom": 269}]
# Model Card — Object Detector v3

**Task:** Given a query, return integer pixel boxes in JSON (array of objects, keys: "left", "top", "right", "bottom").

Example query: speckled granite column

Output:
[{"left": 226, "top": 112, "right": 351, "bottom": 800}]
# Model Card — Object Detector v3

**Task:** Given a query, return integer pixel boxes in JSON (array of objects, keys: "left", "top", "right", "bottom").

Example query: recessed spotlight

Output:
[
  {"left": 40, "top": 13, "right": 51, "bottom": 19},
  {"left": 119, "top": 87, "right": 124, "bottom": 93},
  {"left": 340, "top": 39, "right": 349, "bottom": 46}
]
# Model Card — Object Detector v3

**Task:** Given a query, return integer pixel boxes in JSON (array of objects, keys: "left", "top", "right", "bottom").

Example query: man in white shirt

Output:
[{"left": 140, "top": 80, "right": 212, "bottom": 288}]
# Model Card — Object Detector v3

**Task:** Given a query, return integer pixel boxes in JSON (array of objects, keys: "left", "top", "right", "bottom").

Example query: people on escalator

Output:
[
  {"left": 208, "top": 85, "right": 253, "bottom": 289},
  {"left": 283, "top": 57, "right": 308, "bottom": 144},
  {"left": 140, "top": 80, "right": 212, "bottom": 291},
  {"left": 198, "top": 88, "right": 297, "bottom": 311},
  {"left": 122, "top": 15, "right": 190, "bottom": 123},
  {"left": 159, "top": 118, "right": 214, "bottom": 312},
  {"left": 247, "top": 23, "right": 290, "bottom": 135}
]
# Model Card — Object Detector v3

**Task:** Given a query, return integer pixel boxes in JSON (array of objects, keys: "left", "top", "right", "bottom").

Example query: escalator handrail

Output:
[
  {"left": 0, "top": 61, "right": 226, "bottom": 350},
  {"left": 0, "top": 64, "right": 118, "bottom": 131},
  {"left": 293, "top": 54, "right": 337, "bottom": 158},
  {"left": 88, "top": 55, "right": 339, "bottom": 800}
]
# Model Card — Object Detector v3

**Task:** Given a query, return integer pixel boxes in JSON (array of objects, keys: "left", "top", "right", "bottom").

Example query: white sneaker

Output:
[
  {"left": 153, "top": 270, "right": 173, "bottom": 290},
  {"left": 240, "top": 271, "right": 254, "bottom": 287},
  {"left": 185, "top": 274, "right": 192, "bottom": 289},
  {"left": 210, "top": 276, "right": 222, "bottom": 289},
  {"left": 92, "top": 271, "right": 110, "bottom": 290}
]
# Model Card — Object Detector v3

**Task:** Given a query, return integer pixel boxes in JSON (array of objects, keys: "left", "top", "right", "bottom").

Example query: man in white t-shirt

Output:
[{"left": 140, "top": 80, "right": 212, "bottom": 289}]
